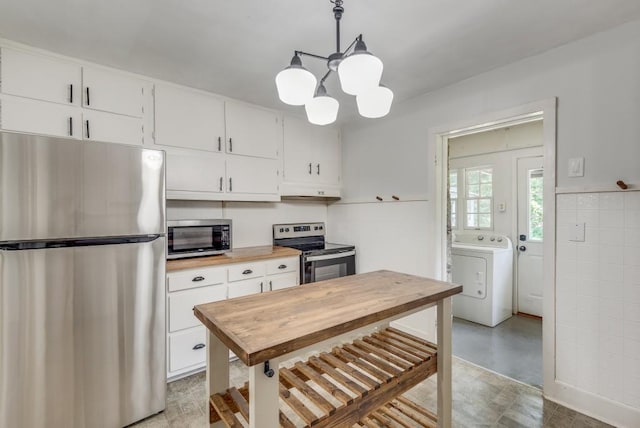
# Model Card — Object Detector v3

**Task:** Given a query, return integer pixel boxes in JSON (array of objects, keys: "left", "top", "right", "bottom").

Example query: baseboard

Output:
[{"left": 545, "top": 380, "right": 640, "bottom": 428}]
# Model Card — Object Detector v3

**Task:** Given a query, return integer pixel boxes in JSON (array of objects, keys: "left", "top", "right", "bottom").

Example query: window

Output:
[
  {"left": 528, "top": 169, "right": 543, "bottom": 240},
  {"left": 449, "top": 170, "right": 458, "bottom": 228},
  {"left": 464, "top": 167, "right": 493, "bottom": 229}
]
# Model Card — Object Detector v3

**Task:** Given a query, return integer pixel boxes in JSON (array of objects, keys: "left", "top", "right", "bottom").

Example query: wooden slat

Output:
[
  {"left": 279, "top": 383, "right": 319, "bottom": 425},
  {"left": 332, "top": 347, "right": 393, "bottom": 384},
  {"left": 343, "top": 343, "right": 404, "bottom": 376},
  {"left": 228, "top": 387, "right": 249, "bottom": 423},
  {"left": 279, "top": 410, "right": 297, "bottom": 428},
  {"left": 396, "top": 396, "right": 438, "bottom": 422},
  {"left": 308, "top": 355, "right": 369, "bottom": 397},
  {"left": 385, "top": 327, "right": 438, "bottom": 352},
  {"left": 280, "top": 367, "right": 336, "bottom": 416},
  {"left": 369, "top": 410, "right": 395, "bottom": 427},
  {"left": 377, "top": 405, "right": 415, "bottom": 428},
  {"left": 318, "top": 352, "right": 381, "bottom": 390},
  {"left": 373, "top": 331, "right": 432, "bottom": 360},
  {"left": 389, "top": 398, "right": 437, "bottom": 427},
  {"left": 353, "top": 339, "right": 414, "bottom": 370},
  {"left": 210, "top": 394, "right": 243, "bottom": 428},
  {"left": 292, "top": 362, "right": 354, "bottom": 405},
  {"left": 362, "top": 336, "right": 424, "bottom": 365}
]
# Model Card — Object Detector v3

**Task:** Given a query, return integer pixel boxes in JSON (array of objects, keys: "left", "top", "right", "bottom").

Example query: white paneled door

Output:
[{"left": 516, "top": 156, "right": 544, "bottom": 317}]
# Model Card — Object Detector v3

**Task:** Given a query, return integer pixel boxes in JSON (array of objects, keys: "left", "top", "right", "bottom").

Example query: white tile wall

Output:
[{"left": 555, "top": 191, "right": 640, "bottom": 407}]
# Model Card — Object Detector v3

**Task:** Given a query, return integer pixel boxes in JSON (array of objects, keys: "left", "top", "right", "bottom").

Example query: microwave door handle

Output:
[{"left": 305, "top": 250, "right": 356, "bottom": 262}]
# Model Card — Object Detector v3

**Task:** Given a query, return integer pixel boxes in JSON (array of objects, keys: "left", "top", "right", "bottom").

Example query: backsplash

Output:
[
  {"left": 555, "top": 191, "right": 640, "bottom": 408},
  {"left": 166, "top": 200, "right": 328, "bottom": 248}
]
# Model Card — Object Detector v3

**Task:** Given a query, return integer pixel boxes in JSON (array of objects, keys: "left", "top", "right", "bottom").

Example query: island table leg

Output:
[
  {"left": 437, "top": 296, "right": 453, "bottom": 428},
  {"left": 207, "top": 331, "right": 229, "bottom": 428},
  {"left": 249, "top": 358, "right": 281, "bottom": 428}
]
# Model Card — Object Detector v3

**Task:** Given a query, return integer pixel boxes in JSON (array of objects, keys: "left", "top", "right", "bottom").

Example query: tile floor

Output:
[
  {"left": 131, "top": 356, "right": 611, "bottom": 428},
  {"left": 452, "top": 315, "right": 542, "bottom": 388}
]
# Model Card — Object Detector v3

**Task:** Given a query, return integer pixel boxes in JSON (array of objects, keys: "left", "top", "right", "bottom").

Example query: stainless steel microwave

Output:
[{"left": 167, "top": 219, "right": 232, "bottom": 259}]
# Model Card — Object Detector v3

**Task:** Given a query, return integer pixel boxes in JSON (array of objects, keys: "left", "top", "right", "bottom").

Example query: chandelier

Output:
[{"left": 275, "top": 0, "right": 393, "bottom": 125}]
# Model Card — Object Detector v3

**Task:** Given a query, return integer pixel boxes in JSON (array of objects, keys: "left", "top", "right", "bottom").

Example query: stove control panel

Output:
[{"left": 274, "top": 223, "right": 325, "bottom": 240}]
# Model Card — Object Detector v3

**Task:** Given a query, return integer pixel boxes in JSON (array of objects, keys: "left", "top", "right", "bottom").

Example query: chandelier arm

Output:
[
  {"left": 319, "top": 69, "right": 333, "bottom": 85},
  {"left": 342, "top": 34, "right": 362, "bottom": 56},
  {"left": 295, "top": 50, "right": 330, "bottom": 61}
]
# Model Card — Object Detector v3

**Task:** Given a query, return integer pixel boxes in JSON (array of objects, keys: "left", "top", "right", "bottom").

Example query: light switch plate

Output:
[
  {"left": 569, "top": 223, "right": 585, "bottom": 242},
  {"left": 568, "top": 157, "right": 584, "bottom": 177},
  {"left": 498, "top": 202, "right": 506, "bottom": 212}
]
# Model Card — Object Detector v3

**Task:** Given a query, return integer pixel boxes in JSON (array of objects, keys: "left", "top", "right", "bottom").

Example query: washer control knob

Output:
[
  {"left": 319, "top": 226, "right": 323, "bottom": 230},
  {"left": 285, "top": 228, "right": 290, "bottom": 232},
  {"left": 497, "top": 237, "right": 503, "bottom": 242},
  {"left": 477, "top": 235, "right": 484, "bottom": 241},
  {"left": 490, "top": 236, "right": 495, "bottom": 241},
  {"left": 314, "top": 226, "right": 318, "bottom": 230}
]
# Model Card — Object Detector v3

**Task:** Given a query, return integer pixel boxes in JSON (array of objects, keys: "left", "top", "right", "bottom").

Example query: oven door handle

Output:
[{"left": 305, "top": 250, "right": 356, "bottom": 262}]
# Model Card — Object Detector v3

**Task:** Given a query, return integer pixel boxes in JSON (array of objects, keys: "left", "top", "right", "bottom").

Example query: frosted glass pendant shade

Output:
[
  {"left": 356, "top": 85, "right": 393, "bottom": 118},
  {"left": 305, "top": 84, "right": 339, "bottom": 125},
  {"left": 338, "top": 38, "right": 383, "bottom": 95},
  {"left": 276, "top": 55, "right": 317, "bottom": 106}
]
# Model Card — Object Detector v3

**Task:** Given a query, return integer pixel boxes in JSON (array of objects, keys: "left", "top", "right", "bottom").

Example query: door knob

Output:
[{"left": 519, "top": 245, "right": 527, "bottom": 251}]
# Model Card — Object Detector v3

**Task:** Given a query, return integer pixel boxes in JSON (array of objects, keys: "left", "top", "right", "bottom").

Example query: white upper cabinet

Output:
[
  {"left": 165, "top": 148, "right": 226, "bottom": 198},
  {"left": 226, "top": 156, "right": 279, "bottom": 196},
  {"left": 82, "top": 110, "right": 143, "bottom": 146},
  {"left": 225, "top": 101, "right": 280, "bottom": 159},
  {"left": 0, "top": 94, "right": 81, "bottom": 139},
  {"left": 82, "top": 66, "right": 144, "bottom": 117},
  {"left": 0, "top": 47, "right": 81, "bottom": 106},
  {"left": 154, "top": 83, "right": 225, "bottom": 152},
  {"left": 281, "top": 115, "right": 341, "bottom": 197}
]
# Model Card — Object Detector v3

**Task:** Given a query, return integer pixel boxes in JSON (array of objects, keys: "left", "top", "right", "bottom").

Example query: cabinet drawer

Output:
[
  {"left": 167, "top": 266, "right": 226, "bottom": 292},
  {"left": 168, "top": 326, "right": 206, "bottom": 373},
  {"left": 228, "top": 278, "right": 264, "bottom": 299},
  {"left": 266, "top": 257, "right": 298, "bottom": 275},
  {"left": 228, "top": 262, "right": 265, "bottom": 282},
  {"left": 168, "top": 284, "right": 227, "bottom": 332},
  {"left": 268, "top": 272, "right": 299, "bottom": 291}
]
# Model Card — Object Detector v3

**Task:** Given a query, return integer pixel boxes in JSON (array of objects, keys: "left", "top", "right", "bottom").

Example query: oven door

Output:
[{"left": 303, "top": 251, "right": 356, "bottom": 284}]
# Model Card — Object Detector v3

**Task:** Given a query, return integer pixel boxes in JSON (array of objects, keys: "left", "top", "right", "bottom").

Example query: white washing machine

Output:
[{"left": 451, "top": 233, "right": 513, "bottom": 327}]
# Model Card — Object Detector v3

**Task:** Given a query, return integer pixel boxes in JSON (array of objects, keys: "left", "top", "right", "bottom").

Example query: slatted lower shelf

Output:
[{"left": 210, "top": 327, "right": 438, "bottom": 427}]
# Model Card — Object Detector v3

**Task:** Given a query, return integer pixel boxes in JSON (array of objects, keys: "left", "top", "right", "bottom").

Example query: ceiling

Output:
[{"left": 1, "top": 0, "right": 640, "bottom": 123}]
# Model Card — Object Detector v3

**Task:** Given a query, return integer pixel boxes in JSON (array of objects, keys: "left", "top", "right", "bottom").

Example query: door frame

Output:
[{"left": 429, "top": 98, "right": 556, "bottom": 393}]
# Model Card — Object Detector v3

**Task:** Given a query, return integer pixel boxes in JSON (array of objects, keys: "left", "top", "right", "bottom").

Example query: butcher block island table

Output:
[{"left": 193, "top": 270, "right": 462, "bottom": 428}]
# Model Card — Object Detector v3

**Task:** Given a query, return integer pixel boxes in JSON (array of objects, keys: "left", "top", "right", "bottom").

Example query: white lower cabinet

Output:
[
  {"left": 168, "top": 283, "right": 227, "bottom": 332},
  {"left": 166, "top": 254, "right": 300, "bottom": 380},
  {"left": 169, "top": 326, "right": 207, "bottom": 373},
  {"left": 268, "top": 272, "right": 298, "bottom": 291}
]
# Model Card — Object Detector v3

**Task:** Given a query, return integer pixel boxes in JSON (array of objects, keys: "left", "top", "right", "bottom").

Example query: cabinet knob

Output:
[
  {"left": 192, "top": 276, "right": 205, "bottom": 282},
  {"left": 219, "top": 177, "right": 223, "bottom": 192},
  {"left": 85, "top": 120, "right": 90, "bottom": 139},
  {"left": 192, "top": 343, "right": 205, "bottom": 350},
  {"left": 69, "top": 84, "right": 74, "bottom": 104},
  {"left": 85, "top": 86, "right": 90, "bottom": 106},
  {"left": 229, "top": 177, "right": 233, "bottom": 192},
  {"left": 218, "top": 136, "right": 221, "bottom": 151},
  {"left": 278, "top": 264, "right": 287, "bottom": 269},
  {"left": 242, "top": 269, "right": 253, "bottom": 275},
  {"left": 308, "top": 163, "right": 312, "bottom": 175},
  {"left": 260, "top": 282, "right": 264, "bottom": 292},
  {"left": 229, "top": 137, "right": 233, "bottom": 152},
  {"left": 68, "top": 117, "right": 73, "bottom": 137},
  {"left": 317, "top": 164, "right": 320, "bottom": 175}
]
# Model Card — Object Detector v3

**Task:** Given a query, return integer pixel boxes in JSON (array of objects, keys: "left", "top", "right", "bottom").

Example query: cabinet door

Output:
[
  {"left": 0, "top": 47, "right": 80, "bottom": 106},
  {"left": 168, "top": 284, "right": 227, "bottom": 332},
  {"left": 283, "top": 116, "right": 314, "bottom": 184},
  {"left": 154, "top": 83, "right": 225, "bottom": 152},
  {"left": 0, "top": 95, "right": 81, "bottom": 139},
  {"left": 225, "top": 101, "right": 279, "bottom": 159},
  {"left": 268, "top": 272, "right": 299, "bottom": 291},
  {"left": 313, "top": 125, "right": 341, "bottom": 186},
  {"left": 82, "top": 66, "right": 144, "bottom": 117},
  {"left": 226, "top": 156, "right": 278, "bottom": 195},
  {"left": 83, "top": 110, "right": 143, "bottom": 145},
  {"left": 227, "top": 278, "right": 264, "bottom": 299},
  {"left": 165, "top": 148, "right": 226, "bottom": 194},
  {"left": 168, "top": 326, "right": 207, "bottom": 373}
]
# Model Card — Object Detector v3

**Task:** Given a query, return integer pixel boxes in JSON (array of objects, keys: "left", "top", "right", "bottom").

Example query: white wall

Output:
[
  {"left": 167, "top": 200, "right": 328, "bottom": 248},
  {"left": 329, "top": 19, "right": 640, "bottom": 426}
]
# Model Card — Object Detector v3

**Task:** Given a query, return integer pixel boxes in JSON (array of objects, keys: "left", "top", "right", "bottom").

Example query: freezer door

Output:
[
  {"left": 0, "top": 237, "right": 166, "bottom": 428},
  {"left": 0, "top": 132, "right": 165, "bottom": 241}
]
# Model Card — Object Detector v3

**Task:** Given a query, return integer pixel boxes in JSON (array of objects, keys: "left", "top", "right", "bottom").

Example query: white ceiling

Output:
[{"left": 1, "top": 0, "right": 640, "bottom": 122}]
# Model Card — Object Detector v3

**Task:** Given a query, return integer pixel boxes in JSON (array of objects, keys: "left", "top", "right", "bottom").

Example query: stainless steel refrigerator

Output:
[{"left": 0, "top": 132, "right": 166, "bottom": 427}]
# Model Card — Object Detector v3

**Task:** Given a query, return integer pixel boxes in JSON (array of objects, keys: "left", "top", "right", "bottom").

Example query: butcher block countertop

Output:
[
  {"left": 166, "top": 245, "right": 301, "bottom": 272},
  {"left": 194, "top": 270, "right": 463, "bottom": 366}
]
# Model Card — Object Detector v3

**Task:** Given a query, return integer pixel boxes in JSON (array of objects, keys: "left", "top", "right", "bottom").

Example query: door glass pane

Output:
[
  {"left": 467, "top": 200, "right": 478, "bottom": 213},
  {"left": 529, "top": 169, "right": 543, "bottom": 241},
  {"left": 467, "top": 170, "right": 479, "bottom": 184},
  {"left": 467, "top": 214, "right": 478, "bottom": 227},
  {"left": 467, "top": 184, "right": 480, "bottom": 197}
]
